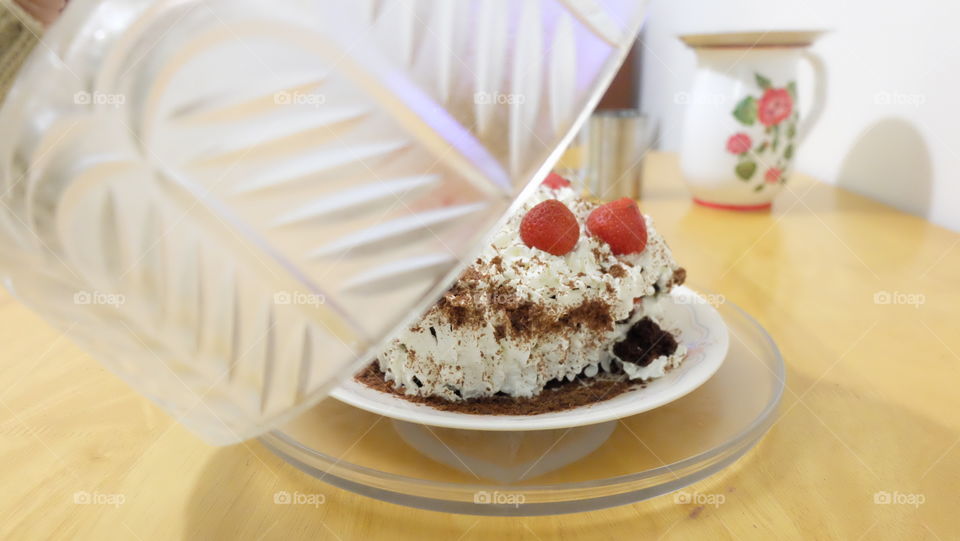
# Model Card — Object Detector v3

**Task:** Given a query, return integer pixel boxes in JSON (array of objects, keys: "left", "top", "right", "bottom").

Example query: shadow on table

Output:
[{"left": 182, "top": 369, "right": 957, "bottom": 540}]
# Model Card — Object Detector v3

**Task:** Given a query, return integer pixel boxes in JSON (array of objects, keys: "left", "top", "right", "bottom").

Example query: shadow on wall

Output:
[{"left": 836, "top": 118, "right": 932, "bottom": 218}]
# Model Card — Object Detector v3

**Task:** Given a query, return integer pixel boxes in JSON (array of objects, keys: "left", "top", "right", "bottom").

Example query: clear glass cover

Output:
[{"left": 0, "top": 0, "right": 647, "bottom": 443}]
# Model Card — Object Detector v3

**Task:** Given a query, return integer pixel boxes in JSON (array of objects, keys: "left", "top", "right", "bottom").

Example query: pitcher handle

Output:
[{"left": 797, "top": 50, "right": 827, "bottom": 145}]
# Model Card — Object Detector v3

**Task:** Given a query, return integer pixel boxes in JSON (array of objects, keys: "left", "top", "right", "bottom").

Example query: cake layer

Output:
[{"left": 377, "top": 185, "right": 685, "bottom": 401}]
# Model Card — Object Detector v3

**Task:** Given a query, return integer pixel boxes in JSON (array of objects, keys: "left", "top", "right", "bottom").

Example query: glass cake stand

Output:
[{"left": 260, "top": 296, "right": 784, "bottom": 516}]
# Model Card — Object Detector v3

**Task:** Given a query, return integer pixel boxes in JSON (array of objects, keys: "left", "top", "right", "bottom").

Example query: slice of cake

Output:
[{"left": 373, "top": 173, "right": 686, "bottom": 402}]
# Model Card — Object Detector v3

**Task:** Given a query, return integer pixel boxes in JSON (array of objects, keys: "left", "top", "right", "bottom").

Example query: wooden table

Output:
[{"left": 1, "top": 153, "right": 957, "bottom": 540}]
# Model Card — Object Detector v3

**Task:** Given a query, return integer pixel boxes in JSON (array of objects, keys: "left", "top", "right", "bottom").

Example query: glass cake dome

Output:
[{"left": 0, "top": 0, "right": 648, "bottom": 443}]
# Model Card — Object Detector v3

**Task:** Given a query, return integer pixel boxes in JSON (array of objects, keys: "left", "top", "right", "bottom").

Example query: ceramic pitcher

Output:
[{"left": 679, "top": 31, "right": 826, "bottom": 210}]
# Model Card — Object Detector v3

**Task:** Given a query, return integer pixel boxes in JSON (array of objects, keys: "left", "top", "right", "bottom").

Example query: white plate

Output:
[{"left": 331, "top": 286, "right": 729, "bottom": 431}]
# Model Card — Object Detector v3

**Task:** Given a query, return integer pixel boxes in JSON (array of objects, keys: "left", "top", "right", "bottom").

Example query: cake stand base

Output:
[{"left": 261, "top": 296, "right": 784, "bottom": 516}]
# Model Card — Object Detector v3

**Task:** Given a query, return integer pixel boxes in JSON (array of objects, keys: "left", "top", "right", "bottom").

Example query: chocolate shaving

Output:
[
  {"left": 558, "top": 299, "right": 613, "bottom": 333},
  {"left": 667, "top": 267, "right": 687, "bottom": 289},
  {"left": 506, "top": 301, "right": 548, "bottom": 338}
]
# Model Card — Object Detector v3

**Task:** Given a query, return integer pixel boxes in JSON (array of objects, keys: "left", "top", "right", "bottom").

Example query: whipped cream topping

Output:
[{"left": 377, "top": 185, "right": 684, "bottom": 400}]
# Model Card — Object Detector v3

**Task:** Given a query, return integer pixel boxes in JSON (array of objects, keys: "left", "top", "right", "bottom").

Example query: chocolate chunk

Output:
[{"left": 613, "top": 317, "right": 679, "bottom": 367}]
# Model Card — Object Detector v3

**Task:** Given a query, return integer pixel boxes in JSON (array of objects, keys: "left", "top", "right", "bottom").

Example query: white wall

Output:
[{"left": 640, "top": 0, "right": 960, "bottom": 231}]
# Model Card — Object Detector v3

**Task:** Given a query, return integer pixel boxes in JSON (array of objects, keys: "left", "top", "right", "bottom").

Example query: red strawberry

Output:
[
  {"left": 520, "top": 200, "right": 579, "bottom": 256},
  {"left": 541, "top": 172, "right": 571, "bottom": 190},
  {"left": 586, "top": 198, "right": 648, "bottom": 255}
]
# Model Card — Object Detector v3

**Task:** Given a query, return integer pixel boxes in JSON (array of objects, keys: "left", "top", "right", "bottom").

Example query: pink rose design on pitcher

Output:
[
  {"left": 726, "top": 133, "right": 752, "bottom": 154},
  {"left": 764, "top": 167, "right": 782, "bottom": 183},
  {"left": 727, "top": 73, "right": 799, "bottom": 189},
  {"left": 757, "top": 88, "right": 793, "bottom": 127}
]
